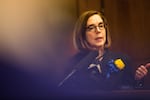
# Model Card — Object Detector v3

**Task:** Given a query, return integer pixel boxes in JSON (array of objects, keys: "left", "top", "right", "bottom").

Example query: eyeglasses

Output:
[{"left": 86, "top": 23, "right": 105, "bottom": 32}]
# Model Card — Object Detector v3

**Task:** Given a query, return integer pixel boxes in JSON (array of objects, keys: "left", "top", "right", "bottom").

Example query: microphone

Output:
[
  {"left": 106, "top": 58, "right": 125, "bottom": 79},
  {"left": 58, "top": 50, "right": 98, "bottom": 87},
  {"left": 114, "top": 58, "right": 125, "bottom": 70}
]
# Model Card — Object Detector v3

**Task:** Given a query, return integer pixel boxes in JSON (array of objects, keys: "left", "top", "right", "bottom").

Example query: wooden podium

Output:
[{"left": 56, "top": 89, "right": 150, "bottom": 100}]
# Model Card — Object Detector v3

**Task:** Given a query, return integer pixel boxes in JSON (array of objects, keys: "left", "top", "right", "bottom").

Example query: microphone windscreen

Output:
[{"left": 114, "top": 59, "right": 125, "bottom": 70}]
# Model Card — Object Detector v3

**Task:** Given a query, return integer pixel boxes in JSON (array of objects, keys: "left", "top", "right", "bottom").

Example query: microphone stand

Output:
[
  {"left": 58, "top": 69, "right": 77, "bottom": 87},
  {"left": 58, "top": 50, "right": 98, "bottom": 88}
]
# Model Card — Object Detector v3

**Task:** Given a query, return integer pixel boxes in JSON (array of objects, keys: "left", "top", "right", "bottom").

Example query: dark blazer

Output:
[{"left": 59, "top": 49, "right": 134, "bottom": 92}]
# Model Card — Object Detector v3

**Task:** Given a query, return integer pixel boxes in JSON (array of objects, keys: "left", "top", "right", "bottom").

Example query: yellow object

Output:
[{"left": 114, "top": 59, "right": 125, "bottom": 70}]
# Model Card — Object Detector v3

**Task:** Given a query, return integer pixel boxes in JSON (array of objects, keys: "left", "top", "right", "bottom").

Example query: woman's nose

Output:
[{"left": 96, "top": 26, "right": 101, "bottom": 32}]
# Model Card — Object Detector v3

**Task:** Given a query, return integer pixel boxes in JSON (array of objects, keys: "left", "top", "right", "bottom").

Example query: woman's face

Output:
[{"left": 85, "top": 14, "right": 106, "bottom": 49}]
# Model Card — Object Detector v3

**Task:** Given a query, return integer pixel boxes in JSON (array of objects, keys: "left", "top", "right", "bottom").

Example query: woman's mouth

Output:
[{"left": 95, "top": 37, "right": 103, "bottom": 41}]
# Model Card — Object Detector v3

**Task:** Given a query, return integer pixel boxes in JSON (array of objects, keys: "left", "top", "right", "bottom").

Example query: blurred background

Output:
[{"left": 0, "top": 0, "right": 150, "bottom": 98}]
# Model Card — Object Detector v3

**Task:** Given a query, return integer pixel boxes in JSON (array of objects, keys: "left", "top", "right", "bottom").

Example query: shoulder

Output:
[{"left": 64, "top": 50, "right": 90, "bottom": 73}]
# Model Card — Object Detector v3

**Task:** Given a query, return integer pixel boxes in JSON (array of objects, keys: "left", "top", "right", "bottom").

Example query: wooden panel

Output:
[
  {"left": 104, "top": 0, "right": 150, "bottom": 67},
  {"left": 76, "top": 0, "right": 102, "bottom": 16}
]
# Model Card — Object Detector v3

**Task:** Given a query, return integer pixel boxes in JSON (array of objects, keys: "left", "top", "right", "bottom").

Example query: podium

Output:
[{"left": 56, "top": 89, "right": 150, "bottom": 100}]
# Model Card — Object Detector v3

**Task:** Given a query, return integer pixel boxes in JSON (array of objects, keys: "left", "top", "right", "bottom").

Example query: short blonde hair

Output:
[{"left": 73, "top": 10, "right": 111, "bottom": 51}]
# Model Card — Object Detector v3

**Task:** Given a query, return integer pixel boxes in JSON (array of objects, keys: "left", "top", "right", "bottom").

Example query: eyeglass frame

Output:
[{"left": 85, "top": 22, "right": 106, "bottom": 32}]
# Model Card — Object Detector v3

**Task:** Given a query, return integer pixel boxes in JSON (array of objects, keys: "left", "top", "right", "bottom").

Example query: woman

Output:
[{"left": 59, "top": 10, "right": 149, "bottom": 92}]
